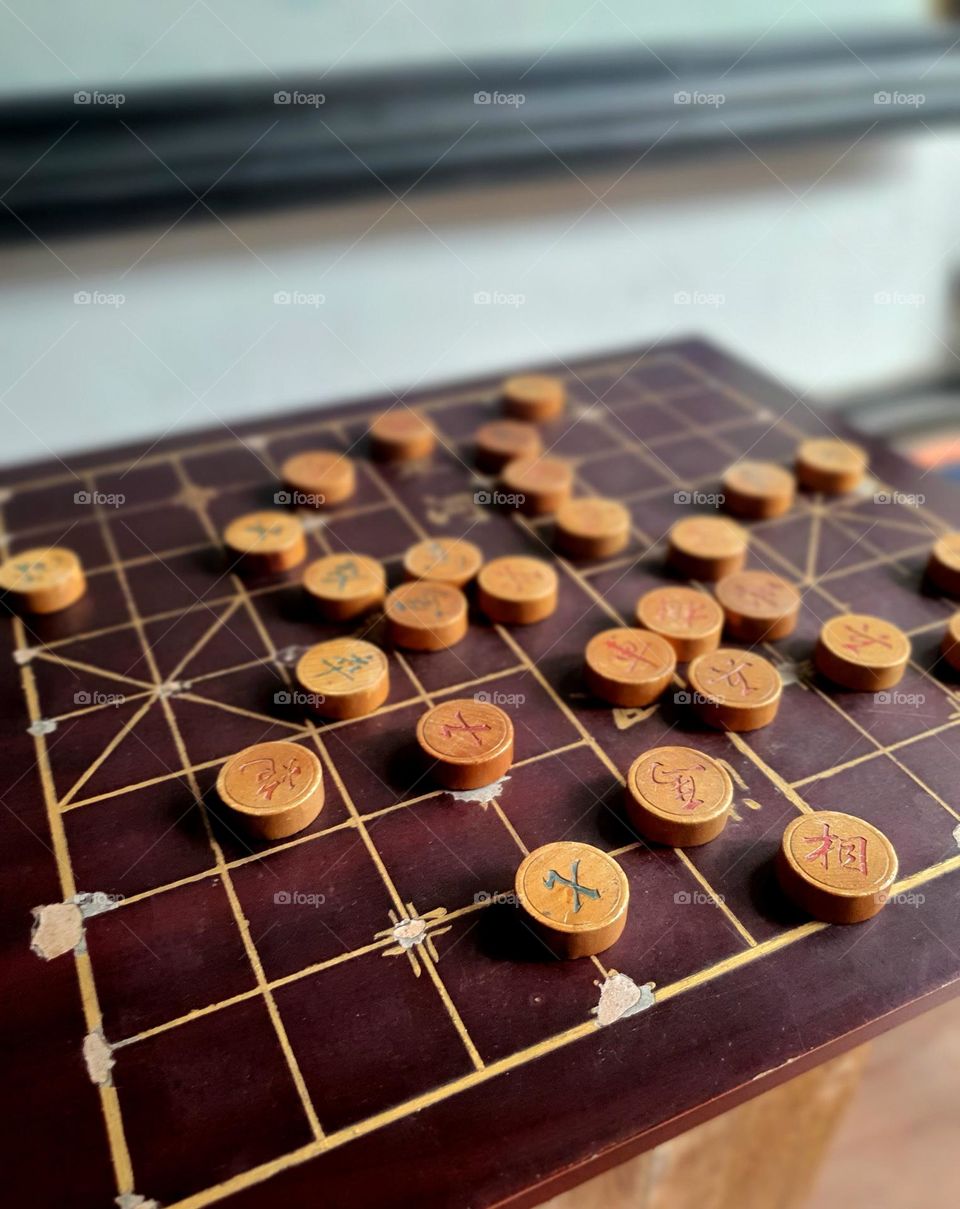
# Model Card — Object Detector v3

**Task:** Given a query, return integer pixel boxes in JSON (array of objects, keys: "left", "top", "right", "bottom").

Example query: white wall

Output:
[{"left": 0, "top": 127, "right": 957, "bottom": 468}]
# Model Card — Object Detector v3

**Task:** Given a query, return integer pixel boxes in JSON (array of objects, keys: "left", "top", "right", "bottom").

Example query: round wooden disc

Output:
[
  {"left": 776, "top": 810, "right": 898, "bottom": 924},
  {"left": 554, "top": 497, "right": 630, "bottom": 560},
  {"left": 722, "top": 460, "right": 795, "bottom": 519},
  {"left": 795, "top": 438, "right": 868, "bottom": 494},
  {"left": 501, "top": 374, "right": 566, "bottom": 422},
  {"left": 216, "top": 740, "right": 324, "bottom": 840},
  {"left": 416, "top": 697, "right": 514, "bottom": 790},
  {"left": 281, "top": 450, "right": 356, "bottom": 507},
  {"left": 942, "top": 612, "right": 960, "bottom": 671},
  {"left": 626, "top": 745, "right": 733, "bottom": 847},
  {"left": 667, "top": 516, "right": 748, "bottom": 581},
  {"left": 584, "top": 627, "right": 676, "bottom": 707},
  {"left": 402, "top": 537, "right": 483, "bottom": 588},
  {"left": 635, "top": 586, "right": 723, "bottom": 660},
  {"left": 295, "top": 638, "right": 389, "bottom": 720},
  {"left": 474, "top": 419, "right": 543, "bottom": 472},
  {"left": 476, "top": 556, "right": 558, "bottom": 624},
  {"left": 302, "top": 554, "right": 386, "bottom": 620},
  {"left": 499, "top": 455, "right": 573, "bottom": 516},
  {"left": 0, "top": 546, "right": 86, "bottom": 614},
  {"left": 687, "top": 648, "right": 782, "bottom": 731},
  {"left": 515, "top": 842, "right": 629, "bottom": 959},
  {"left": 384, "top": 580, "right": 468, "bottom": 650},
  {"left": 223, "top": 510, "right": 307, "bottom": 576},
  {"left": 926, "top": 532, "right": 960, "bottom": 597},
  {"left": 369, "top": 409, "right": 436, "bottom": 462},
  {"left": 714, "top": 570, "right": 801, "bottom": 642},
  {"left": 814, "top": 613, "right": 910, "bottom": 691}
]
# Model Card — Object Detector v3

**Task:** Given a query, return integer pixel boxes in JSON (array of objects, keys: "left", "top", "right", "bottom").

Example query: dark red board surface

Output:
[{"left": 2, "top": 339, "right": 959, "bottom": 1209}]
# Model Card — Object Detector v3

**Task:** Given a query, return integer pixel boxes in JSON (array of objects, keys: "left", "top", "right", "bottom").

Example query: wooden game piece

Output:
[
  {"left": 514, "top": 841, "right": 629, "bottom": 959},
  {"left": 722, "top": 460, "right": 795, "bottom": 519},
  {"left": 281, "top": 450, "right": 356, "bottom": 507},
  {"left": 369, "top": 409, "right": 436, "bottom": 462},
  {"left": 474, "top": 419, "right": 543, "bottom": 472},
  {"left": 584, "top": 627, "right": 676, "bottom": 707},
  {"left": 384, "top": 580, "right": 468, "bottom": 650},
  {"left": 216, "top": 740, "right": 324, "bottom": 840},
  {"left": 501, "top": 374, "right": 565, "bottom": 422},
  {"left": 499, "top": 454, "right": 573, "bottom": 516},
  {"left": 476, "top": 556, "right": 558, "bottom": 624},
  {"left": 626, "top": 745, "right": 733, "bottom": 847},
  {"left": 0, "top": 546, "right": 86, "bottom": 614},
  {"left": 942, "top": 612, "right": 960, "bottom": 671},
  {"left": 776, "top": 810, "right": 898, "bottom": 924},
  {"left": 302, "top": 553, "right": 386, "bottom": 620},
  {"left": 667, "top": 516, "right": 748, "bottom": 581},
  {"left": 925, "top": 532, "right": 960, "bottom": 597},
  {"left": 403, "top": 537, "right": 483, "bottom": 588},
  {"left": 714, "top": 570, "right": 801, "bottom": 642},
  {"left": 635, "top": 585, "right": 723, "bottom": 661},
  {"left": 295, "top": 638, "right": 389, "bottom": 720},
  {"left": 814, "top": 613, "right": 910, "bottom": 691},
  {"left": 223, "top": 510, "right": 307, "bottom": 576},
  {"left": 554, "top": 497, "right": 631, "bottom": 560},
  {"left": 686, "top": 648, "right": 782, "bottom": 731},
  {"left": 795, "top": 438, "right": 868, "bottom": 494},
  {"left": 416, "top": 697, "right": 514, "bottom": 789}
]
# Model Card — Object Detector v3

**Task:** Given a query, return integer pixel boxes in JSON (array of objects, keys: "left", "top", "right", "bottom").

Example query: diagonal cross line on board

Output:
[{"left": 57, "top": 695, "right": 158, "bottom": 808}]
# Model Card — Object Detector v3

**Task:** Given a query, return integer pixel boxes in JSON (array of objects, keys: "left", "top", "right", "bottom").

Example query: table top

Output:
[{"left": 4, "top": 338, "right": 959, "bottom": 1209}]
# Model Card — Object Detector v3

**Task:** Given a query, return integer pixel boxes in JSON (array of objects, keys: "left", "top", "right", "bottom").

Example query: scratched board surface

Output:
[{"left": 4, "top": 338, "right": 960, "bottom": 1209}]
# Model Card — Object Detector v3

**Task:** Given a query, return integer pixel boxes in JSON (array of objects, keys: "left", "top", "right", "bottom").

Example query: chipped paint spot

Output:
[
  {"left": 299, "top": 514, "right": 327, "bottom": 533},
  {"left": 391, "top": 917, "right": 429, "bottom": 949},
  {"left": 158, "top": 680, "right": 192, "bottom": 699},
  {"left": 28, "top": 718, "right": 57, "bottom": 736},
  {"left": 592, "top": 972, "right": 656, "bottom": 1027},
  {"left": 83, "top": 1030, "right": 114, "bottom": 1086},
  {"left": 856, "top": 476, "right": 881, "bottom": 499},
  {"left": 75, "top": 891, "right": 122, "bottom": 919},
  {"left": 775, "top": 659, "right": 809, "bottom": 688},
  {"left": 275, "top": 645, "right": 308, "bottom": 667},
  {"left": 953, "top": 823, "right": 960, "bottom": 850},
  {"left": 448, "top": 775, "right": 510, "bottom": 806},
  {"left": 13, "top": 647, "right": 36, "bottom": 665},
  {"left": 31, "top": 902, "right": 83, "bottom": 960},
  {"left": 115, "top": 1194, "right": 160, "bottom": 1209}
]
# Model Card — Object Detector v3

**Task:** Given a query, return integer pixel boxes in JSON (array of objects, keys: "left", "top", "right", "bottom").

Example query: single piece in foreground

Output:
[
  {"left": 281, "top": 450, "right": 356, "bottom": 507},
  {"left": 584, "top": 627, "right": 676, "bottom": 707},
  {"left": 384, "top": 580, "right": 469, "bottom": 650},
  {"left": 926, "top": 532, "right": 960, "bottom": 597},
  {"left": 416, "top": 697, "right": 514, "bottom": 790},
  {"left": 476, "top": 556, "right": 558, "bottom": 624},
  {"left": 474, "top": 419, "right": 543, "bottom": 472},
  {"left": 722, "top": 460, "right": 795, "bottom": 519},
  {"left": 626, "top": 745, "right": 733, "bottom": 847},
  {"left": 686, "top": 648, "right": 782, "bottom": 731},
  {"left": 223, "top": 511, "right": 307, "bottom": 576},
  {"left": 403, "top": 537, "right": 483, "bottom": 588},
  {"left": 217, "top": 740, "right": 324, "bottom": 840},
  {"left": 635, "top": 585, "right": 723, "bottom": 660},
  {"left": 714, "top": 570, "right": 801, "bottom": 642},
  {"left": 501, "top": 373, "right": 566, "bottom": 422},
  {"left": 667, "top": 515, "right": 748, "bottom": 582},
  {"left": 795, "top": 438, "right": 868, "bottom": 494},
  {"left": 814, "top": 613, "right": 910, "bottom": 691},
  {"left": 776, "top": 810, "right": 897, "bottom": 924},
  {"left": 554, "top": 496, "right": 631, "bottom": 560},
  {"left": 295, "top": 638, "right": 389, "bottom": 720},
  {"left": 369, "top": 409, "right": 436, "bottom": 462},
  {"left": 514, "top": 841, "right": 629, "bottom": 959},
  {"left": 303, "top": 553, "right": 386, "bottom": 620},
  {"left": 499, "top": 454, "right": 573, "bottom": 516},
  {"left": 0, "top": 546, "right": 86, "bottom": 614}
]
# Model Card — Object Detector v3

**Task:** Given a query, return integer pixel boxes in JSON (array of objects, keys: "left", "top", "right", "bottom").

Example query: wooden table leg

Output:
[{"left": 542, "top": 1046, "right": 869, "bottom": 1209}]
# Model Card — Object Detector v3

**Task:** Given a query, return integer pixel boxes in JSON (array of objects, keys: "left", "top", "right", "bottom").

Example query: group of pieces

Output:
[{"left": 3, "top": 374, "right": 960, "bottom": 953}]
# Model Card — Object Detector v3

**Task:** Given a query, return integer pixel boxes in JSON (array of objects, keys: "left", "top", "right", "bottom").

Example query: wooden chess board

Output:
[{"left": 4, "top": 338, "right": 960, "bottom": 1209}]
